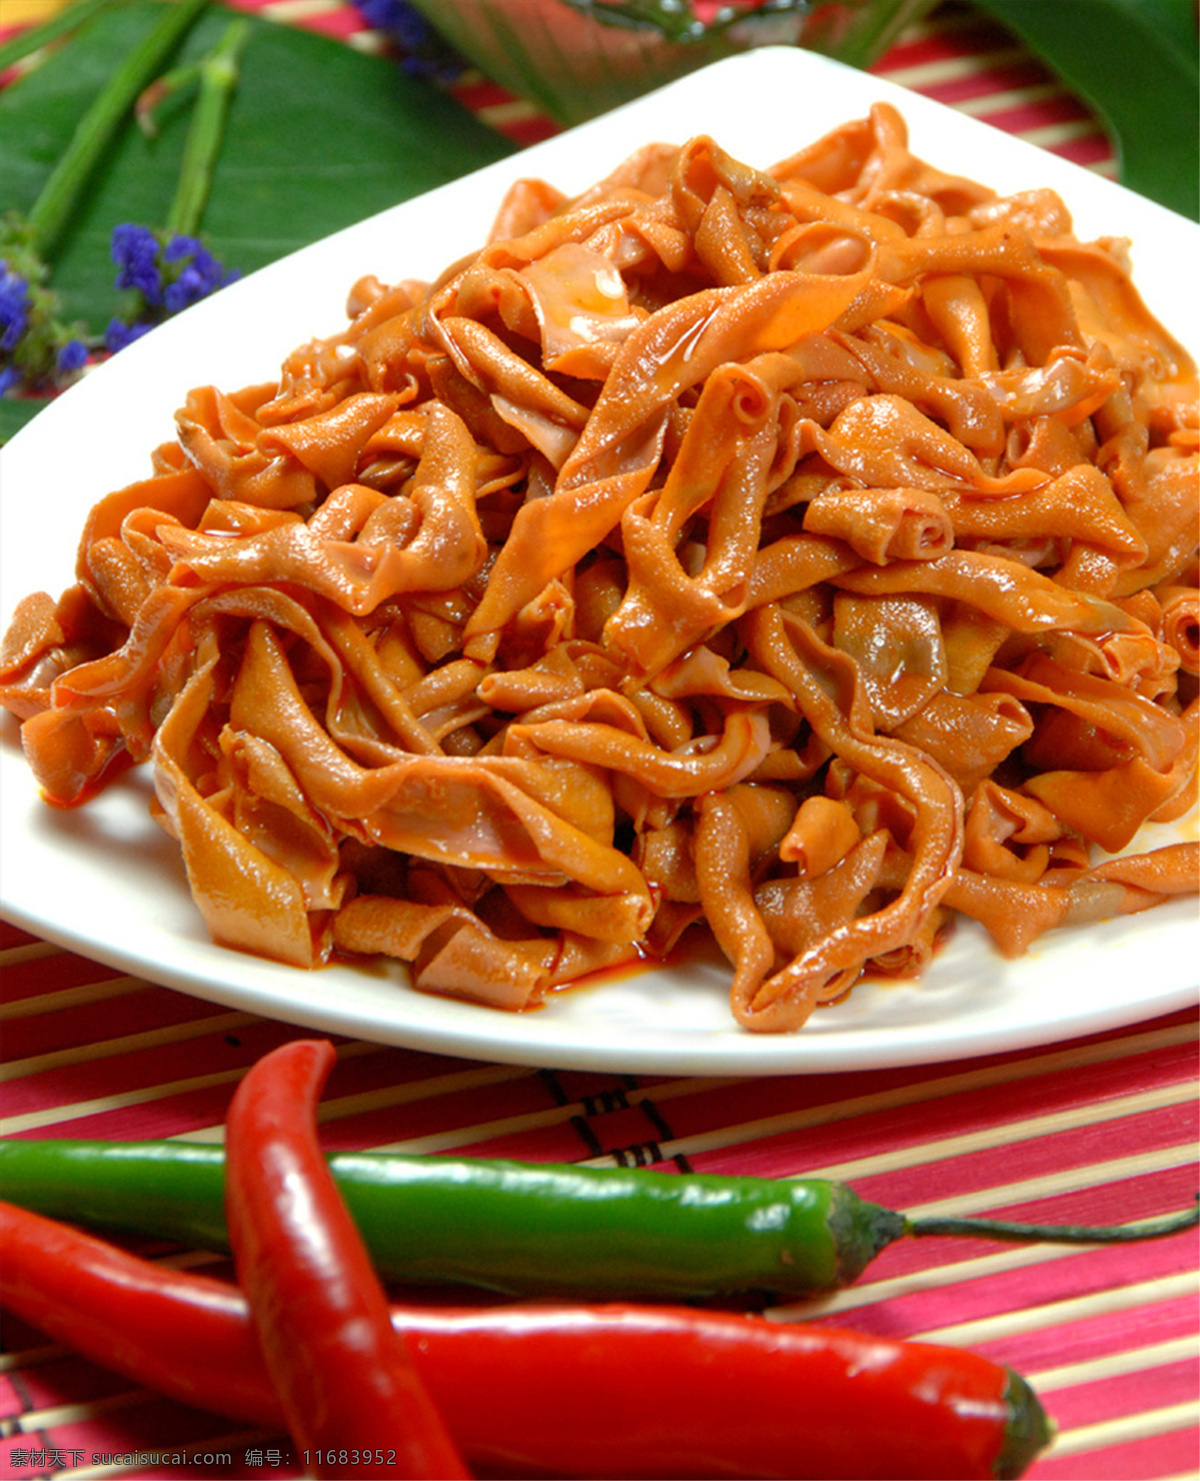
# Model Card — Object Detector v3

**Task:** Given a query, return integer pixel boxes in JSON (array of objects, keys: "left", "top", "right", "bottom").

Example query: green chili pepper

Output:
[{"left": 0, "top": 1138, "right": 1193, "bottom": 1300}]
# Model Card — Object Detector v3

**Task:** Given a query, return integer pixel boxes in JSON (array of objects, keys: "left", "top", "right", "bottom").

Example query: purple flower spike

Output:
[
  {"left": 162, "top": 233, "right": 206, "bottom": 264},
  {"left": 111, "top": 223, "right": 164, "bottom": 305},
  {"left": 104, "top": 318, "right": 155, "bottom": 354},
  {"left": 162, "top": 235, "right": 237, "bottom": 312},
  {"left": 352, "top": 0, "right": 463, "bottom": 80},
  {"left": 0, "top": 261, "right": 31, "bottom": 354},
  {"left": 56, "top": 338, "right": 89, "bottom": 375}
]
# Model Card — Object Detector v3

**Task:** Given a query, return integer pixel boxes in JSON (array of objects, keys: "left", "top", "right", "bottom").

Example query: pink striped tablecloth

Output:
[{"left": 1, "top": 5, "right": 1197, "bottom": 1480}]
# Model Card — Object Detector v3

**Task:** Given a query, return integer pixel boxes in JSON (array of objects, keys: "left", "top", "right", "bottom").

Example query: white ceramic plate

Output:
[{"left": 2, "top": 48, "right": 1197, "bottom": 1076}]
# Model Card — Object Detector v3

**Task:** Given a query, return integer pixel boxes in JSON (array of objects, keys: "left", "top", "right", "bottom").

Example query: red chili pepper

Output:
[
  {"left": 223, "top": 1039, "right": 467, "bottom": 1480},
  {"left": 0, "top": 1199, "right": 1052, "bottom": 1480}
]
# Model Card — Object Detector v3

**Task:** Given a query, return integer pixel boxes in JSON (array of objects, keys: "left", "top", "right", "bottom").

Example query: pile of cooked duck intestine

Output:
[{"left": 2, "top": 104, "right": 1196, "bottom": 1032}]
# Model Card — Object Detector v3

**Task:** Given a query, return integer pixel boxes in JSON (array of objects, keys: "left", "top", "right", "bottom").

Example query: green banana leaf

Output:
[
  {"left": 972, "top": 0, "right": 1199, "bottom": 221},
  {"left": 1, "top": 0, "right": 515, "bottom": 441}
]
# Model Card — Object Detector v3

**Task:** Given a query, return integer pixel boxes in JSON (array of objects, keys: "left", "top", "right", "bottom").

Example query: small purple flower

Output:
[
  {"left": 162, "top": 233, "right": 207, "bottom": 266},
  {"left": 353, "top": 0, "right": 463, "bottom": 79},
  {"left": 163, "top": 267, "right": 201, "bottom": 313},
  {"left": 161, "top": 234, "right": 237, "bottom": 313},
  {"left": 104, "top": 317, "right": 155, "bottom": 354},
  {"left": 111, "top": 223, "right": 164, "bottom": 305},
  {"left": 0, "top": 260, "right": 31, "bottom": 354},
  {"left": 56, "top": 338, "right": 89, "bottom": 376},
  {"left": 0, "top": 365, "right": 22, "bottom": 396},
  {"left": 357, "top": 0, "right": 431, "bottom": 46}
]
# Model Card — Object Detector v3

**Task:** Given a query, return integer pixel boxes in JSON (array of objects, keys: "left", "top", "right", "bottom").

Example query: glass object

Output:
[{"left": 405, "top": 0, "right": 937, "bottom": 126}]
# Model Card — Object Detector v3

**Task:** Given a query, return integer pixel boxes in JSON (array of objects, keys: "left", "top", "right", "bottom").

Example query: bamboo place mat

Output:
[
  {"left": 1, "top": 4, "right": 1197, "bottom": 1480},
  {"left": 1, "top": 912, "right": 1197, "bottom": 1480}
]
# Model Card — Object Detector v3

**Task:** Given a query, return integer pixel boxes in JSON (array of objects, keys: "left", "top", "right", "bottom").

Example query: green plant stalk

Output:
[
  {"left": 136, "top": 61, "right": 202, "bottom": 136},
  {"left": 164, "top": 17, "right": 249, "bottom": 238},
  {"left": 0, "top": 0, "right": 124, "bottom": 74},
  {"left": 25, "top": 0, "right": 211, "bottom": 260}
]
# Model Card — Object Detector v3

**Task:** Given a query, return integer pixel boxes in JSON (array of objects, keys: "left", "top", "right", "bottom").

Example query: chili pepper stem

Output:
[
  {"left": 24, "top": 0, "right": 211, "bottom": 260},
  {"left": 995, "top": 1371, "right": 1056, "bottom": 1481},
  {"left": 907, "top": 1196, "right": 1199, "bottom": 1245}
]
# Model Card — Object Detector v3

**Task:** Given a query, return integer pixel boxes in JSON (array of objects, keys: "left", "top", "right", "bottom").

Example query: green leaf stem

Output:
[
  {"left": 22, "top": 0, "right": 212, "bottom": 260},
  {"left": 162, "top": 16, "right": 249, "bottom": 238}
]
